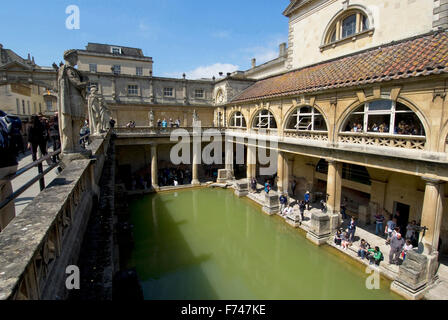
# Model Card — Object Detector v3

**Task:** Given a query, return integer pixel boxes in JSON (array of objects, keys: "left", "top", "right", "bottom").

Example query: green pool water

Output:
[{"left": 128, "top": 188, "right": 401, "bottom": 300}]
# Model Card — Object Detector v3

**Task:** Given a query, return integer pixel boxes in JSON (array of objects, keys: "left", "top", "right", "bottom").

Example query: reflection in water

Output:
[{"left": 128, "top": 189, "right": 401, "bottom": 300}]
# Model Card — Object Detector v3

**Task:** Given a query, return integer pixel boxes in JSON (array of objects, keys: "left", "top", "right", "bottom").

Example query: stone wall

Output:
[
  {"left": 0, "top": 133, "right": 111, "bottom": 300},
  {"left": 434, "top": 0, "right": 448, "bottom": 30}
]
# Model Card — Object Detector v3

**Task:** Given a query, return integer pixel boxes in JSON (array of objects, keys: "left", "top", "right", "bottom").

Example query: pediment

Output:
[
  {"left": 283, "top": 0, "right": 315, "bottom": 17},
  {"left": 0, "top": 61, "right": 32, "bottom": 71}
]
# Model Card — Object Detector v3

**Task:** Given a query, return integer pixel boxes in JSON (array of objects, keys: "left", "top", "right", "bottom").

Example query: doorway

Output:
[{"left": 393, "top": 202, "right": 410, "bottom": 235}]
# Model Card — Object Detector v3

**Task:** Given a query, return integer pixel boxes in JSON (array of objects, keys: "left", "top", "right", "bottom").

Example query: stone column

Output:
[
  {"left": 391, "top": 177, "right": 444, "bottom": 300},
  {"left": 326, "top": 159, "right": 342, "bottom": 232},
  {"left": 246, "top": 144, "right": 256, "bottom": 182},
  {"left": 191, "top": 140, "right": 201, "bottom": 185},
  {"left": 150, "top": 144, "right": 158, "bottom": 189},
  {"left": 420, "top": 177, "right": 444, "bottom": 255},
  {"left": 277, "top": 151, "right": 285, "bottom": 194},
  {"left": 225, "top": 139, "right": 234, "bottom": 178}
]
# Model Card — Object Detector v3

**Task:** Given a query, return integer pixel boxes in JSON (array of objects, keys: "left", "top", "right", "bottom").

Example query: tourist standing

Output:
[
  {"left": 264, "top": 180, "right": 271, "bottom": 194},
  {"left": 385, "top": 215, "right": 396, "bottom": 245},
  {"left": 348, "top": 217, "right": 357, "bottom": 242},
  {"left": 49, "top": 115, "right": 61, "bottom": 162},
  {"left": 304, "top": 191, "right": 310, "bottom": 210},
  {"left": 27, "top": 115, "right": 48, "bottom": 162},
  {"left": 251, "top": 177, "right": 257, "bottom": 193},
  {"left": 374, "top": 212, "right": 385, "bottom": 236},
  {"left": 279, "top": 194, "right": 287, "bottom": 213},
  {"left": 389, "top": 233, "right": 405, "bottom": 265},
  {"left": 299, "top": 200, "right": 306, "bottom": 221},
  {"left": 405, "top": 220, "right": 417, "bottom": 242}
]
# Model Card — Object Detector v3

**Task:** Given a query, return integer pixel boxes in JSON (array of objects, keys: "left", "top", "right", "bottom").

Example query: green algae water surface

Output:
[{"left": 128, "top": 188, "right": 401, "bottom": 300}]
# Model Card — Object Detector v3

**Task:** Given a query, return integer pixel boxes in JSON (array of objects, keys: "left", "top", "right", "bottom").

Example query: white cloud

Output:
[{"left": 165, "top": 63, "right": 240, "bottom": 80}]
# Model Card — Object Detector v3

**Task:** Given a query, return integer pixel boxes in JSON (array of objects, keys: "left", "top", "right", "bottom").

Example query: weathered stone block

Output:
[
  {"left": 217, "top": 169, "right": 232, "bottom": 183},
  {"left": 262, "top": 192, "right": 280, "bottom": 215},
  {"left": 306, "top": 212, "right": 331, "bottom": 245},
  {"left": 358, "top": 205, "right": 369, "bottom": 225},
  {"left": 234, "top": 179, "right": 248, "bottom": 197},
  {"left": 391, "top": 250, "right": 439, "bottom": 300}
]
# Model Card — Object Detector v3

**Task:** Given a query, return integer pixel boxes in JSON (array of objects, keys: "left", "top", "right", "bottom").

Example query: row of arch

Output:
[{"left": 228, "top": 99, "right": 427, "bottom": 138}]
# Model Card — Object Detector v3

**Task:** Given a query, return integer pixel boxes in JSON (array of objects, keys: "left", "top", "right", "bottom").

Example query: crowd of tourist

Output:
[
  {"left": 346, "top": 120, "right": 423, "bottom": 135},
  {"left": 157, "top": 118, "right": 181, "bottom": 128}
]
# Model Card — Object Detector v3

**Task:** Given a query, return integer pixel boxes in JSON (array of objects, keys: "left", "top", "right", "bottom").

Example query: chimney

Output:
[
  {"left": 251, "top": 58, "right": 256, "bottom": 68},
  {"left": 279, "top": 43, "right": 287, "bottom": 57},
  {"left": 27, "top": 53, "right": 31, "bottom": 61}
]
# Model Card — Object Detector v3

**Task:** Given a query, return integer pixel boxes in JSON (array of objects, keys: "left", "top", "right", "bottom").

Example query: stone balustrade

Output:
[
  {"left": 283, "top": 129, "right": 329, "bottom": 142},
  {"left": 338, "top": 132, "right": 426, "bottom": 150},
  {"left": 0, "top": 132, "right": 111, "bottom": 300}
]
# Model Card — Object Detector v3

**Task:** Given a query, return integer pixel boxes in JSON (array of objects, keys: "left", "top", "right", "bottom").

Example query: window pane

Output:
[
  {"left": 394, "top": 113, "right": 425, "bottom": 136},
  {"left": 344, "top": 114, "right": 364, "bottom": 132},
  {"left": 396, "top": 102, "right": 412, "bottom": 112},
  {"left": 362, "top": 15, "right": 369, "bottom": 31},
  {"left": 342, "top": 14, "right": 356, "bottom": 38},
  {"left": 287, "top": 114, "right": 298, "bottom": 129},
  {"left": 298, "top": 116, "right": 312, "bottom": 130},
  {"left": 314, "top": 115, "right": 327, "bottom": 131},
  {"left": 368, "top": 100, "right": 392, "bottom": 111},
  {"left": 299, "top": 106, "right": 312, "bottom": 113},
  {"left": 367, "top": 114, "right": 390, "bottom": 133}
]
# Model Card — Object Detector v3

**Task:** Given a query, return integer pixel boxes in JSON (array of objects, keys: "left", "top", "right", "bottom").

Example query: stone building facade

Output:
[
  {"left": 0, "top": 44, "right": 57, "bottom": 117},
  {"left": 76, "top": 43, "right": 256, "bottom": 128}
]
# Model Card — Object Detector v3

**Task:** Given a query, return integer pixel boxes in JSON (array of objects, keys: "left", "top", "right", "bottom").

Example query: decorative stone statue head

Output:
[{"left": 63, "top": 49, "right": 78, "bottom": 67}]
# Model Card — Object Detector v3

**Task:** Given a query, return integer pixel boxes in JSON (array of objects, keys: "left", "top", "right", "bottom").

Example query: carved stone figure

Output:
[
  {"left": 87, "top": 86, "right": 101, "bottom": 135},
  {"left": 99, "top": 97, "right": 112, "bottom": 132},
  {"left": 193, "top": 109, "right": 199, "bottom": 123},
  {"left": 58, "top": 49, "right": 89, "bottom": 154},
  {"left": 148, "top": 110, "right": 154, "bottom": 127}
]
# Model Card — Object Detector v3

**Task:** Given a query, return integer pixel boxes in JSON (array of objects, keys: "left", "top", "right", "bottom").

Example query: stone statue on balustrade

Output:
[
  {"left": 57, "top": 49, "right": 90, "bottom": 157},
  {"left": 99, "top": 97, "right": 112, "bottom": 132},
  {"left": 193, "top": 109, "right": 199, "bottom": 124},
  {"left": 87, "top": 85, "right": 101, "bottom": 135},
  {"left": 148, "top": 110, "right": 154, "bottom": 127}
]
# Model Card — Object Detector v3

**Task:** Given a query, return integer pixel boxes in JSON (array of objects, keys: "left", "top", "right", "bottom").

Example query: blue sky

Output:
[{"left": 1, "top": 0, "right": 289, "bottom": 79}]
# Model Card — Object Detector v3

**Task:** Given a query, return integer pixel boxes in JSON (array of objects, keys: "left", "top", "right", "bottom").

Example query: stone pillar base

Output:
[
  {"left": 306, "top": 231, "right": 330, "bottom": 245},
  {"left": 234, "top": 180, "right": 249, "bottom": 198},
  {"left": 191, "top": 179, "right": 200, "bottom": 186},
  {"left": 306, "top": 212, "right": 331, "bottom": 246},
  {"left": 217, "top": 169, "right": 233, "bottom": 183},
  {"left": 285, "top": 214, "right": 301, "bottom": 228},
  {"left": 262, "top": 192, "right": 280, "bottom": 215},
  {"left": 390, "top": 250, "right": 439, "bottom": 300}
]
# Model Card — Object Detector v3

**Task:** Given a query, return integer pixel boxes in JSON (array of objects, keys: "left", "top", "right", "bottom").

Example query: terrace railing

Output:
[{"left": 338, "top": 132, "right": 426, "bottom": 150}]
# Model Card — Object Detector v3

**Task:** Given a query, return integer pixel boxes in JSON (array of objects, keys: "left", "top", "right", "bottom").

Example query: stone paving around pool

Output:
[{"left": 241, "top": 183, "right": 448, "bottom": 300}]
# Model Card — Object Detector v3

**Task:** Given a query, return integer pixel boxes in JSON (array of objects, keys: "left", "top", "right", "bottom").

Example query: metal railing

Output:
[
  {"left": 0, "top": 133, "right": 91, "bottom": 212},
  {"left": 0, "top": 149, "right": 61, "bottom": 211}
]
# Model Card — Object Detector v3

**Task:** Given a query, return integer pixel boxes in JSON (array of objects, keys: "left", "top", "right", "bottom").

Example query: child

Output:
[{"left": 401, "top": 239, "right": 413, "bottom": 261}]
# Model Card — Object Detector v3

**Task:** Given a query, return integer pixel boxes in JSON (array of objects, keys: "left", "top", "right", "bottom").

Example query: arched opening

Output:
[
  {"left": 323, "top": 8, "right": 372, "bottom": 45},
  {"left": 252, "top": 109, "right": 277, "bottom": 129},
  {"left": 341, "top": 99, "right": 425, "bottom": 136},
  {"left": 229, "top": 111, "right": 247, "bottom": 128},
  {"left": 285, "top": 106, "right": 327, "bottom": 131}
]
